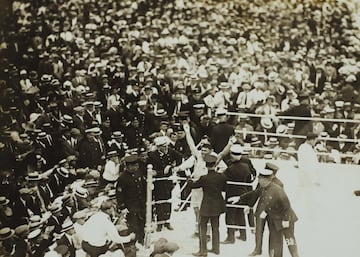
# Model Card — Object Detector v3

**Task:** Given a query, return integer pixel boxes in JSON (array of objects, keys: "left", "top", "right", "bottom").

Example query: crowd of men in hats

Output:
[{"left": 0, "top": 0, "right": 360, "bottom": 256}]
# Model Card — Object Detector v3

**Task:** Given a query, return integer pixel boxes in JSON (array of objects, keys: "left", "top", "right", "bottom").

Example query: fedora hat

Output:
[
  {"left": 0, "top": 227, "right": 15, "bottom": 241},
  {"left": 260, "top": 117, "right": 273, "bottom": 130}
]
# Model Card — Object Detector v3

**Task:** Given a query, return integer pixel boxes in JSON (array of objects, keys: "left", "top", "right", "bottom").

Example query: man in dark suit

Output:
[
  {"left": 83, "top": 101, "right": 97, "bottom": 128},
  {"left": 116, "top": 154, "right": 147, "bottom": 245},
  {"left": 210, "top": 110, "right": 234, "bottom": 153},
  {"left": 147, "top": 136, "right": 183, "bottom": 232},
  {"left": 281, "top": 93, "right": 313, "bottom": 148},
  {"left": 222, "top": 144, "right": 253, "bottom": 244},
  {"left": 72, "top": 106, "right": 86, "bottom": 134},
  {"left": 190, "top": 154, "right": 227, "bottom": 256},
  {"left": 77, "top": 128, "right": 103, "bottom": 169}
]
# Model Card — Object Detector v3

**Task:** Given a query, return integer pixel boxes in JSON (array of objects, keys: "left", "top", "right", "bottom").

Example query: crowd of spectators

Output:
[{"left": 1, "top": 0, "right": 360, "bottom": 256}]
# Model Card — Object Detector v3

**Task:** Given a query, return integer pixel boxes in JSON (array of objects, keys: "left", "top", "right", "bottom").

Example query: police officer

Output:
[
  {"left": 230, "top": 168, "right": 299, "bottom": 257},
  {"left": 190, "top": 154, "right": 227, "bottom": 256},
  {"left": 147, "top": 136, "right": 183, "bottom": 231},
  {"left": 116, "top": 154, "right": 146, "bottom": 245},
  {"left": 222, "top": 144, "right": 253, "bottom": 244}
]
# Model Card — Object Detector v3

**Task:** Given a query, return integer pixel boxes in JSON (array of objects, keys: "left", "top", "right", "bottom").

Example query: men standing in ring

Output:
[
  {"left": 189, "top": 154, "right": 227, "bottom": 257},
  {"left": 147, "top": 136, "right": 183, "bottom": 232}
]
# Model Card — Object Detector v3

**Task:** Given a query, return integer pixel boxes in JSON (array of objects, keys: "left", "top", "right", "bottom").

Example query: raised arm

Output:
[{"left": 182, "top": 120, "right": 198, "bottom": 156}]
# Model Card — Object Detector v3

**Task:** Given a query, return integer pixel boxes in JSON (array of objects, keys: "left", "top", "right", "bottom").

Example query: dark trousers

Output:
[
  {"left": 199, "top": 215, "right": 220, "bottom": 254},
  {"left": 254, "top": 216, "right": 266, "bottom": 252},
  {"left": 82, "top": 241, "right": 108, "bottom": 257},
  {"left": 267, "top": 219, "right": 299, "bottom": 257},
  {"left": 154, "top": 202, "right": 171, "bottom": 222},
  {"left": 225, "top": 207, "right": 246, "bottom": 240},
  {"left": 127, "top": 212, "right": 145, "bottom": 244}
]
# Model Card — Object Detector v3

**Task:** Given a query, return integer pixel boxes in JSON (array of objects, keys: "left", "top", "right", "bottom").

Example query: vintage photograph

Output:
[{"left": 0, "top": 0, "right": 360, "bottom": 256}]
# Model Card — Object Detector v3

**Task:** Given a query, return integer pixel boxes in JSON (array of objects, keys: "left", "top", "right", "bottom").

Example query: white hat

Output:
[
  {"left": 230, "top": 144, "right": 243, "bottom": 155},
  {"left": 218, "top": 82, "right": 230, "bottom": 89},
  {"left": 28, "top": 229, "right": 42, "bottom": 240},
  {"left": 258, "top": 168, "right": 273, "bottom": 176},
  {"left": 154, "top": 136, "right": 169, "bottom": 147},
  {"left": 276, "top": 125, "right": 288, "bottom": 134},
  {"left": 260, "top": 117, "right": 273, "bottom": 130}
]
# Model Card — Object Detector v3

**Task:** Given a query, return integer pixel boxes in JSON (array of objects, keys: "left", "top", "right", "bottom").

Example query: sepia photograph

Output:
[{"left": 0, "top": 0, "right": 360, "bottom": 256}]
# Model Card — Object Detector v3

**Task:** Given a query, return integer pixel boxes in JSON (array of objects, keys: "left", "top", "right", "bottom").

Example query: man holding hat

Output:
[
  {"left": 222, "top": 144, "right": 253, "bottom": 244},
  {"left": 189, "top": 154, "right": 227, "bottom": 256},
  {"left": 229, "top": 167, "right": 299, "bottom": 257},
  {"left": 147, "top": 136, "right": 183, "bottom": 232},
  {"left": 116, "top": 154, "right": 146, "bottom": 245}
]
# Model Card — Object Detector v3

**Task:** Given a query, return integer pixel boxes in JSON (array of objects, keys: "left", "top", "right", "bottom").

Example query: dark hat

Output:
[
  {"left": 265, "top": 162, "right": 279, "bottom": 172},
  {"left": 204, "top": 154, "right": 217, "bottom": 167},
  {"left": 0, "top": 227, "right": 15, "bottom": 240},
  {"left": 124, "top": 154, "right": 138, "bottom": 164},
  {"left": 306, "top": 132, "right": 318, "bottom": 140}
]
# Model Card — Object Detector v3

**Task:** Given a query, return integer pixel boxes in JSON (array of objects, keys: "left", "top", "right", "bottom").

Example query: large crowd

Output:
[{"left": 0, "top": 0, "right": 360, "bottom": 256}]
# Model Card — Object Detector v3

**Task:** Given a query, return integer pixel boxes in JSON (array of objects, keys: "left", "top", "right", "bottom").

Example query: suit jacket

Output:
[
  {"left": 224, "top": 160, "right": 253, "bottom": 199},
  {"left": 77, "top": 137, "right": 103, "bottom": 169},
  {"left": 83, "top": 110, "right": 96, "bottom": 128},
  {"left": 147, "top": 149, "right": 183, "bottom": 200},
  {"left": 282, "top": 104, "right": 312, "bottom": 136},
  {"left": 210, "top": 122, "right": 234, "bottom": 153},
  {"left": 190, "top": 170, "right": 227, "bottom": 216},
  {"left": 72, "top": 115, "right": 86, "bottom": 134}
]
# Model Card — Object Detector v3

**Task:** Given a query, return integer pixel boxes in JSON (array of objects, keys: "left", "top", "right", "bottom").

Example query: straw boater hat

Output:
[{"left": 0, "top": 227, "right": 15, "bottom": 241}]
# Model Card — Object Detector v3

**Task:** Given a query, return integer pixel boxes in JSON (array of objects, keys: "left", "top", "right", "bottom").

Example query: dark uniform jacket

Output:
[
  {"left": 240, "top": 182, "right": 297, "bottom": 231},
  {"left": 223, "top": 160, "right": 253, "bottom": 200},
  {"left": 190, "top": 170, "right": 227, "bottom": 217},
  {"left": 116, "top": 170, "right": 146, "bottom": 214},
  {"left": 147, "top": 149, "right": 183, "bottom": 200}
]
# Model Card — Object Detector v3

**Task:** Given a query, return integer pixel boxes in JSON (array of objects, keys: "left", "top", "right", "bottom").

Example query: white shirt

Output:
[
  {"left": 298, "top": 142, "right": 319, "bottom": 186},
  {"left": 102, "top": 160, "right": 120, "bottom": 182},
  {"left": 178, "top": 151, "right": 227, "bottom": 180},
  {"left": 82, "top": 211, "right": 131, "bottom": 247}
]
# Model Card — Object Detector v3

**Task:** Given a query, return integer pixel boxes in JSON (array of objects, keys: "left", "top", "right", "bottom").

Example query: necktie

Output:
[{"left": 244, "top": 93, "right": 248, "bottom": 106}]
